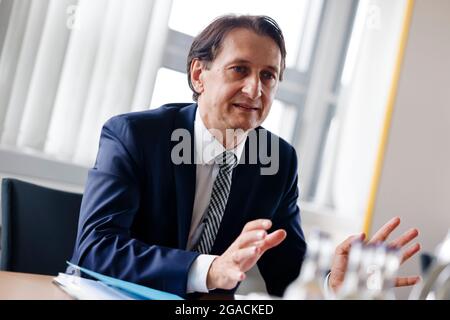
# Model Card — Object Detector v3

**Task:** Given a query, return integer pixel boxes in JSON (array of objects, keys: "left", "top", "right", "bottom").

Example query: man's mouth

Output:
[{"left": 232, "top": 103, "right": 259, "bottom": 112}]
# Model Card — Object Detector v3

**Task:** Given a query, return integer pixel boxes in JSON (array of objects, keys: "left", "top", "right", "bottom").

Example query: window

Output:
[
  {"left": 0, "top": 0, "right": 410, "bottom": 226},
  {"left": 150, "top": 68, "right": 193, "bottom": 108},
  {"left": 263, "top": 101, "right": 297, "bottom": 143},
  {"left": 168, "top": 0, "right": 319, "bottom": 69},
  {"left": 297, "top": 0, "right": 409, "bottom": 228}
]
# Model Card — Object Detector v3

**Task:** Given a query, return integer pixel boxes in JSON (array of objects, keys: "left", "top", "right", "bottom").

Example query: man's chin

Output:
[
  {"left": 228, "top": 120, "right": 259, "bottom": 132},
  {"left": 222, "top": 111, "right": 262, "bottom": 131}
]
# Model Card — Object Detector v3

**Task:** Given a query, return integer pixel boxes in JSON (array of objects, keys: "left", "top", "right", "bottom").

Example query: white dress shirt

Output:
[{"left": 186, "top": 108, "right": 247, "bottom": 293}]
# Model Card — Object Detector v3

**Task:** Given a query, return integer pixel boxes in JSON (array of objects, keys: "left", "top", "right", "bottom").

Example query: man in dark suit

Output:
[{"left": 71, "top": 15, "right": 420, "bottom": 298}]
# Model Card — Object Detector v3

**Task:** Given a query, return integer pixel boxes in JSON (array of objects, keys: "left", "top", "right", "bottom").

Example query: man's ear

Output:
[{"left": 190, "top": 59, "right": 205, "bottom": 94}]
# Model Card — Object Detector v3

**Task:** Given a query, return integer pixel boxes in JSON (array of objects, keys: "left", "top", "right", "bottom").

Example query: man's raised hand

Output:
[
  {"left": 329, "top": 217, "right": 421, "bottom": 292},
  {"left": 206, "top": 219, "right": 286, "bottom": 290}
]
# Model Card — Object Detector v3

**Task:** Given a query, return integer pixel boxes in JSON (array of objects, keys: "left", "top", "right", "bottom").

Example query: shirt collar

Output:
[{"left": 194, "top": 107, "right": 248, "bottom": 165}]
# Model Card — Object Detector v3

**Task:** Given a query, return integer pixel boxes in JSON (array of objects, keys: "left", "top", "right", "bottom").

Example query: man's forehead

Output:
[
  {"left": 222, "top": 28, "right": 278, "bottom": 48},
  {"left": 218, "top": 28, "right": 282, "bottom": 69}
]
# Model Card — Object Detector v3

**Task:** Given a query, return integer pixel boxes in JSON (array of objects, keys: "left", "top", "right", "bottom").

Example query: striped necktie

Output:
[{"left": 195, "top": 151, "right": 238, "bottom": 254}]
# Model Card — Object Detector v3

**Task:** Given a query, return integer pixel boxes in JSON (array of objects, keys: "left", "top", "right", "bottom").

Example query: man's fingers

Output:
[
  {"left": 395, "top": 276, "right": 421, "bottom": 287},
  {"left": 237, "top": 230, "right": 267, "bottom": 248},
  {"left": 232, "top": 246, "right": 259, "bottom": 264},
  {"left": 389, "top": 228, "right": 419, "bottom": 248},
  {"left": 368, "top": 216, "right": 401, "bottom": 243},
  {"left": 367, "top": 219, "right": 421, "bottom": 265},
  {"left": 242, "top": 219, "right": 272, "bottom": 233},
  {"left": 259, "top": 229, "right": 287, "bottom": 252},
  {"left": 335, "top": 233, "right": 365, "bottom": 255},
  {"left": 400, "top": 243, "right": 421, "bottom": 264}
]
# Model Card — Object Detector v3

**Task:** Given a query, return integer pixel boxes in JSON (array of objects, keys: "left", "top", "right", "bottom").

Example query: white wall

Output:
[
  {"left": 370, "top": 0, "right": 450, "bottom": 299},
  {"left": 0, "top": 148, "right": 87, "bottom": 193}
]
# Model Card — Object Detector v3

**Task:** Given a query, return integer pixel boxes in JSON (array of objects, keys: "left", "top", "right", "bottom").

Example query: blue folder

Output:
[{"left": 66, "top": 262, "right": 184, "bottom": 300}]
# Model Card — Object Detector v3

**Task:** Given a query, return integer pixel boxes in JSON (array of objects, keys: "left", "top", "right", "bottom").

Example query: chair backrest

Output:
[{"left": 1, "top": 178, "right": 82, "bottom": 275}]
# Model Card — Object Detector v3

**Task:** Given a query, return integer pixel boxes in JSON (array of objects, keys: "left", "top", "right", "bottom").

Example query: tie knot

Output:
[{"left": 215, "top": 151, "right": 238, "bottom": 170}]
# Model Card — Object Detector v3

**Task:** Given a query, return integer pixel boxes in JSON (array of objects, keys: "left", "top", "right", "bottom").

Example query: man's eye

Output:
[
  {"left": 232, "top": 66, "right": 247, "bottom": 74},
  {"left": 261, "top": 71, "right": 276, "bottom": 81}
]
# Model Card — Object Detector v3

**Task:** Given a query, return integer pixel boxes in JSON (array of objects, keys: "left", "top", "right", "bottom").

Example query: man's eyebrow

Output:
[{"left": 229, "top": 59, "right": 280, "bottom": 73}]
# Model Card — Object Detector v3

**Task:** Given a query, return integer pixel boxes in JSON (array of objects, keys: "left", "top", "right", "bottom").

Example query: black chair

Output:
[{"left": 1, "top": 178, "right": 82, "bottom": 275}]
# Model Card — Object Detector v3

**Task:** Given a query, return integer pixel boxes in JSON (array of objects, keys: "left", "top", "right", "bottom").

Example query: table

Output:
[
  {"left": 0, "top": 271, "right": 236, "bottom": 300},
  {"left": 0, "top": 271, "right": 72, "bottom": 300}
]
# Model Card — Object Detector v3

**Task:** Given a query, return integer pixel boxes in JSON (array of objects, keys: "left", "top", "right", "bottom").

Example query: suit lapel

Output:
[{"left": 172, "top": 103, "right": 197, "bottom": 249}]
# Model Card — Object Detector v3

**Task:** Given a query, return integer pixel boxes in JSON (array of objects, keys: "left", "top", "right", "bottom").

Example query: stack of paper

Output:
[
  {"left": 53, "top": 262, "right": 184, "bottom": 300},
  {"left": 54, "top": 273, "right": 134, "bottom": 300}
]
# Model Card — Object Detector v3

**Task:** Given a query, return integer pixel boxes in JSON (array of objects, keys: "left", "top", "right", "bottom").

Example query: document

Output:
[
  {"left": 54, "top": 273, "right": 134, "bottom": 300},
  {"left": 53, "top": 262, "right": 184, "bottom": 300}
]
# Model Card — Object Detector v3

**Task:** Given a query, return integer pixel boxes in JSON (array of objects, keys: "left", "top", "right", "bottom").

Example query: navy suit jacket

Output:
[{"left": 71, "top": 103, "right": 306, "bottom": 297}]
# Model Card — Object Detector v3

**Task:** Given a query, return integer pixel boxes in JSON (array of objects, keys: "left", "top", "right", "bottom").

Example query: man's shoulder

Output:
[
  {"left": 107, "top": 103, "right": 195, "bottom": 127},
  {"left": 105, "top": 103, "right": 195, "bottom": 131}
]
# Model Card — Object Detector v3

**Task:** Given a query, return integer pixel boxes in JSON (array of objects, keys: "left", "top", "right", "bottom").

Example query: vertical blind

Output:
[{"left": 0, "top": 0, "right": 173, "bottom": 167}]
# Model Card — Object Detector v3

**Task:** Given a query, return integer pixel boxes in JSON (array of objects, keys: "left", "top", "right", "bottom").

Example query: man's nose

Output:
[{"left": 241, "top": 75, "right": 262, "bottom": 100}]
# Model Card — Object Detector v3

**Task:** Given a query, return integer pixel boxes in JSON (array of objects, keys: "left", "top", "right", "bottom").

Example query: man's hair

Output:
[{"left": 187, "top": 15, "right": 287, "bottom": 101}]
